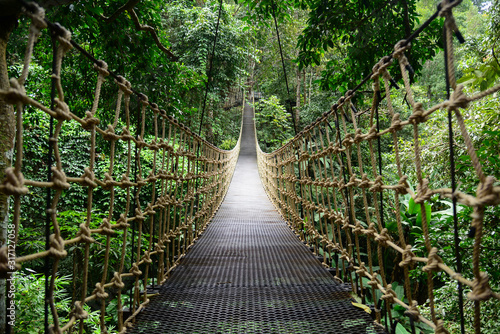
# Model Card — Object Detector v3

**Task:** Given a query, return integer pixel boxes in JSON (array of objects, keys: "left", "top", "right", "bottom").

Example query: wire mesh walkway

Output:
[{"left": 128, "top": 104, "right": 384, "bottom": 333}]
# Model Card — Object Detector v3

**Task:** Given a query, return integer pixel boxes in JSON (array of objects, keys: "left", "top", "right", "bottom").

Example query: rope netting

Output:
[
  {"left": 257, "top": 1, "right": 500, "bottom": 333},
  {"left": 0, "top": 2, "right": 240, "bottom": 333}
]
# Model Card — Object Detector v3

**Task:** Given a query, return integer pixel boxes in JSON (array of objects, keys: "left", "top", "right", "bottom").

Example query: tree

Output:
[
  {"left": 0, "top": 4, "right": 21, "bottom": 331},
  {"left": 296, "top": 0, "right": 442, "bottom": 92}
]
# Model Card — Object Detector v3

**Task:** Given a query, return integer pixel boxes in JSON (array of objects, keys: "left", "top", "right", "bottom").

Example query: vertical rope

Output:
[
  {"left": 198, "top": 0, "right": 223, "bottom": 137},
  {"left": 271, "top": 0, "right": 297, "bottom": 135},
  {"left": 443, "top": 14, "right": 465, "bottom": 334},
  {"left": 44, "top": 31, "right": 57, "bottom": 334}
]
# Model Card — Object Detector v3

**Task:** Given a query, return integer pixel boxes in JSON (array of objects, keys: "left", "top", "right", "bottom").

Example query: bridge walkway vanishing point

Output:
[{"left": 128, "top": 104, "right": 385, "bottom": 334}]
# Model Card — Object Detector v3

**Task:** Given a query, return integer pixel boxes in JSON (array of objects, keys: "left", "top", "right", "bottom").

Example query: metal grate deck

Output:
[{"left": 128, "top": 104, "right": 385, "bottom": 333}]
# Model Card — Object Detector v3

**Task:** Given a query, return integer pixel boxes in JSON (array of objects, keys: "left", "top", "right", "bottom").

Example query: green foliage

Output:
[
  {"left": 296, "top": 0, "right": 442, "bottom": 92},
  {"left": 455, "top": 0, "right": 500, "bottom": 91},
  {"left": 254, "top": 96, "right": 293, "bottom": 152},
  {"left": 13, "top": 271, "right": 106, "bottom": 333},
  {"left": 458, "top": 54, "right": 500, "bottom": 89}
]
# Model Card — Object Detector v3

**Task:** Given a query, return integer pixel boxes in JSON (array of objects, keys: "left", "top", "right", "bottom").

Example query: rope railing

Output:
[
  {"left": 0, "top": 2, "right": 241, "bottom": 333},
  {"left": 257, "top": 1, "right": 500, "bottom": 333}
]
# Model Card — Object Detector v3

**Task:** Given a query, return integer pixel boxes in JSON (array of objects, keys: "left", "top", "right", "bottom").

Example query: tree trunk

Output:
[
  {"left": 295, "top": 68, "right": 301, "bottom": 127},
  {"left": 302, "top": 69, "right": 306, "bottom": 106},
  {"left": 205, "top": 105, "right": 214, "bottom": 143},
  {"left": 308, "top": 68, "right": 312, "bottom": 105},
  {"left": 0, "top": 13, "right": 19, "bottom": 333}
]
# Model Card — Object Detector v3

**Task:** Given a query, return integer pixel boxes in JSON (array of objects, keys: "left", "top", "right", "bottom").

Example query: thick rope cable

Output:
[{"left": 271, "top": 0, "right": 297, "bottom": 135}]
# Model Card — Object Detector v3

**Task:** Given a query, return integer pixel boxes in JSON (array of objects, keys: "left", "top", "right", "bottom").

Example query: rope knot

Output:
[
  {"left": 369, "top": 175, "right": 383, "bottom": 193},
  {"left": 76, "top": 223, "right": 94, "bottom": 244},
  {"left": 299, "top": 152, "right": 310, "bottom": 162},
  {"left": 142, "top": 251, "right": 153, "bottom": 264},
  {"left": 120, "top": 127, "right": 134, "bottom": 141},
  {"left": 364, "top": 223, "right": 377, "bottom": 239},
  {"left": 119, "top": 174, "right": 134, "bottom": 189},
  {"left": 138, "top": 93, "right": 149, "bottom": 106},
  {"left": 353, "top": 221, "right": 363, "bottom": 235},
  {"left": 390, "top": 113, "right": 403, "bottom": 133},
  {"left": 155, "top": 240, "right": 165, "bottom": 252},
  {"left": 476, "top": 176, "right": 499, "bottom": 206},
  {"left": 399, "top": 245, "right": 415, "bottom": 267},
  {"left": 375, "top": 228, "right": 392, "bottom": 247},
  {"left": 404, "top": 300, "right": 420, "bottom": 321},
  {"left": 130, "top": 263, "right": 142, "bottom": 276},
  {"left": 358, "top": 173, "right": 370, "bottom": 189},
  {"left": 0, "top": 246, "right": 20, "bottom": 275},
  {"left": 353, "top": 129, "right": 364, "bottom": 144},
  {"left": 381, "top": 284, "right": 397, "bottom": 304},
  {"left": 371, "top": 63, "right": 381, "bottom": 80},
  {"left": 150, "top": 103, "right": 160, "bottom": 114},
  {"left": 342, "top": 133, "right": 354, "bottom": 148},
  {"left": 0, "top": 78, "right": 30, "bottom": 105},
  {"left": 395, "top": 176, "right": 409, "bottom": 195},
  {"left": 393, "top": 40, "right": 411, "bottom": 60},
  {"left": 439, "top": 0, "right": 461, "bottom": 18},
  {"left": 446, "top": 84, "right": 469, "bottom": 111},
  {"left": 111, "top": 272, "right": 125, "bottom": 289},
  {"left": 102, "top": 173, "right": 115, "bottom": 190},
  {"left": 346, "top": 174, "right": 358, "bottom": 188},
  {"left": 93, "top": 282, "right": 109, "bottom": 300},
  {"left": 136, "top": 136, "right": 147, "bottom": 149},
  {"left": 25, "top": 2, "right": 47, "bottom": 30},
  {"left": 99, "top": 218, "right": 115, "bottom": 236},
  {"left": 367, "top": 275, "right": 380, "bottom": 288},
  {"left": 409, "top": 102, "right": 427, "bottom": 124},
  {"left": 70, "top": 301, "right": 88, "bottom": 320},
  {"left": 145, "top": 203, "right": 156, "bottom": 216},
  {"left": 342, "top": 218, "right": 351, "bottom": 231},
  {"left": 103, "top": 124, "right": 121, "bottom": 141},
  {"left": 1, "top": 167, "right": 29, "bottom": 196},
  {"left": 423, "top": 247, "right": 443, "bottom": 273},
  {"left": 80, "top": 167, "right": 97, "bottom": 188},
  {"left": 468, "top": 272, "right": 493, "bottom": 301},
  {"left": 82, "top": 111, "right": 101, "bottom": 131},
  {"left": 116, "top": 214, "right": 129, "bottom": 229},
  {"left": 49, "top": 234, "right": 67, "bottom": 259},
  {"left": 53, "top": 98, "right": 72, "bottom": 121},
  {"left": 356, "top": 262, "right": 367, "bottom": 277},
  {"left": 93, "top": 60, "right": 109, "bottom": 77},
  {"left": 414, "top": 178, "right": 432, "bottom": 204},
  {"left": 435, "top": 319, "right": 450, "bottom": 334},
  {"left": 54, "top": 23, "right": 72, "bottom": 51},
  {"left": 365, "top": 125, "right": 379, "bottom": 140},
  {"left": 371, "top": 56, "right": 393, "bottom": 79},
  {"left": 340, "top": 250, "right": 349, "bottom": 261},
  {"left": 115, "top": 76, "right": 133, "bottom": 95},
  {"left": 51, "top": 167, "right": 70, "bottom": 190}
]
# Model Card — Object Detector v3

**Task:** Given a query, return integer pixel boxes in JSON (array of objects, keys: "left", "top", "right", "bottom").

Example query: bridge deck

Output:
[{"left": 129, "top": 104, "right": 384, "bottom": 333}]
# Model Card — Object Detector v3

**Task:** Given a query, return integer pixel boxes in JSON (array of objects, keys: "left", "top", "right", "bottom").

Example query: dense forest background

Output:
[{"left": 1, "top": 0, "right": 499, "bottom": 332}]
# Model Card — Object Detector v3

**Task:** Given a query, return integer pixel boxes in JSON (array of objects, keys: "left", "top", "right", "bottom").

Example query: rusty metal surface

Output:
[{"left": 128, "top": 104, "right": 385, "bottom": 333}]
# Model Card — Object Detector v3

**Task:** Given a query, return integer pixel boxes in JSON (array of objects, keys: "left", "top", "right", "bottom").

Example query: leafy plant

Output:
[{"left": 254, "top": 95, "right": 293, "bottom": 151}]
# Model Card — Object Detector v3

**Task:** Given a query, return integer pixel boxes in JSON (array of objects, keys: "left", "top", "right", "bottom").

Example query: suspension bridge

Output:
[{"left": 1, "top": 1, "right": 499, "bottom": 334}]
